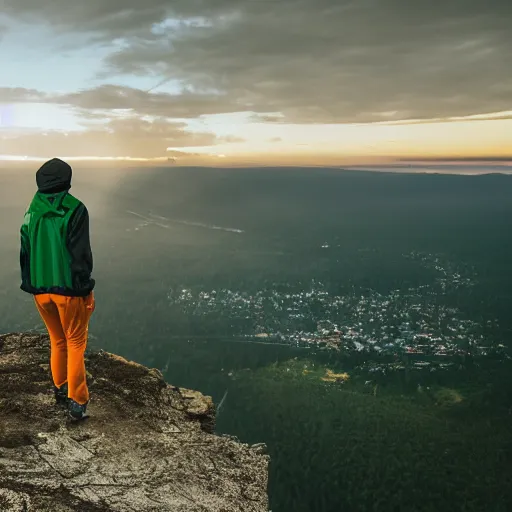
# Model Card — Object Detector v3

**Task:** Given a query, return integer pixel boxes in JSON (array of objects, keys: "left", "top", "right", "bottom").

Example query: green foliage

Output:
[{"left": 219, "top": 358, "right": 512, "bottom": 512}]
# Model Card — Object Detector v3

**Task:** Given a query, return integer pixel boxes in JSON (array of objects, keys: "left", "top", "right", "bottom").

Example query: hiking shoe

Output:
[
  {"left": 54, "top": 383, "right": 68, "bottom": 407},
  {"left": 68, "top": 399, "right": 89, "bottom": 420}
]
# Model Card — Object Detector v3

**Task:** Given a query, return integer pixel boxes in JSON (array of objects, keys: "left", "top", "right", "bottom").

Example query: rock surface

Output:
[{"left": 0, "top": 333, "right": 269, "bottom": 511}]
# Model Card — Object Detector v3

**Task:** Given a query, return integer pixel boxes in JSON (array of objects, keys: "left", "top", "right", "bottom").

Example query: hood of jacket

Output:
[
  {"left": 36, "top": 158, "right": 72, "bottom": 194},
  {"left": 30, "top": 189, "right": 70, "bottom": 215}
]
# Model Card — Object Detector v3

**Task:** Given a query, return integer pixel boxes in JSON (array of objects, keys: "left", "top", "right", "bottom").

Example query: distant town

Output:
[{"left": 168, "top": 251, "right": 509, "bottom": 368}]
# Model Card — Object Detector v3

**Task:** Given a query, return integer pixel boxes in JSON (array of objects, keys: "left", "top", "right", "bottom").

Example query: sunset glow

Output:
[{"left": 1, "top": 1, "right": 511, "bottom": 168}]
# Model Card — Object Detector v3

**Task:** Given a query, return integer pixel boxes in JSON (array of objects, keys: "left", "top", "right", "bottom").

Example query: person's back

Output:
[{"left": 20, "top": 158, "right": 95, "bottom": 420}]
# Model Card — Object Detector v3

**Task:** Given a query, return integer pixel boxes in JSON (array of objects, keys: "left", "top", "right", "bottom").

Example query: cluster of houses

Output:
[{"left": 169, "top": 251, "right": 507, "bottom": 361}]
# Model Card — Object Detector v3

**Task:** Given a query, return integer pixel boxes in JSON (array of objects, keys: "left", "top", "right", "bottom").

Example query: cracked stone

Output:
[{"left": 0, "top": 332, "right": 269, "bottom": 511}]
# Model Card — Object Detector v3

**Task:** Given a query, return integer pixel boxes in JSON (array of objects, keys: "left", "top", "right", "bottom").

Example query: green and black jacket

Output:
[{"left": 20, "top": 181, "right": 95, "bottom": 297}]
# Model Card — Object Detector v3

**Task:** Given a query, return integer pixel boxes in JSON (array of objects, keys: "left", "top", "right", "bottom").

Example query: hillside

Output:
[{"left": 0, "top": 332, "right": 269, "bottom": 511}]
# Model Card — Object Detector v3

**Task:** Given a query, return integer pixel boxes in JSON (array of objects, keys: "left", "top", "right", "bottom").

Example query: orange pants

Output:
[{"left": 34, "top": 291, "right": 95, "bottom": 405}]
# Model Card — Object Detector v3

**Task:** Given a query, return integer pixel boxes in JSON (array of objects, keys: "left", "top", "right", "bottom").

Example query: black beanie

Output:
[{"left": 36, "top": 158, "right": 72, "bottom": 193}]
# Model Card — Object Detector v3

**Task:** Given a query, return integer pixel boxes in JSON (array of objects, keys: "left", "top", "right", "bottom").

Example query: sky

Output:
[{"left": 0, "top": 0, "right": 511, "bottom": 167}]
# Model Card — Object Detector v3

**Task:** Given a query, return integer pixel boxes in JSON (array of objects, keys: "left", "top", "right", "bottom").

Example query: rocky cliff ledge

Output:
[{"left": 0, "top": 333, "right": 269, "bottom": 512}]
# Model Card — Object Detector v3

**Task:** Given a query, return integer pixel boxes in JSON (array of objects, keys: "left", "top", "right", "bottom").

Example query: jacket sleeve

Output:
[
  {"left": 20, "top": 221, "right": 31, "bottom": 286},
  {"left": 67, "top": 203, "right": 93, "bottom": 283}
]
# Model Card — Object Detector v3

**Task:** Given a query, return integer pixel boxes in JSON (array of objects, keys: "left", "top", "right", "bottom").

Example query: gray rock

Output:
[
  {"left": 0, "top": 333, "right": 269, "bottom": 511},
  {"left": 249, "top": 444, "right": 268, "bottom": 455}
]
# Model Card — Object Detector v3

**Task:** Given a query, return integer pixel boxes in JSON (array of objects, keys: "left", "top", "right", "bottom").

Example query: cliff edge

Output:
[{"left": 0, "top": 333, "right": 269, "bottom": 511}]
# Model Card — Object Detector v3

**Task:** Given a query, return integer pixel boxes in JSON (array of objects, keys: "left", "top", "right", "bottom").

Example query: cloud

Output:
[
  {"left": 52, "top": 85, "right": 244, "bottom": 119},
  {"left": 0, "top": 117, "right": 219, "bottom": 158},
  {"left": 220, "top": 135, "right": 245, "bottom": 143},
  {"left": 399, "top": 157, "right": 512, "bottom": 162},
  {"left": 269, "top": 137, "right": 282, "bottom": 143},
  {"left": 365, "top": 111, "right": 512, "bottom": 125},
  {"left": 4, "top": 0, "right": 511, "bottom": 124},
  {"left": 166, "top": 149, "right": 203, "bottom": 158},
  {"left": 3, "top": 84, "right": 512, "bottom": 130},
  {"left": 0, "top": 86, "right": 248, "bottom": 136},
  {"left": 0, "top": 87, "right": 48, "bottom": 103}
]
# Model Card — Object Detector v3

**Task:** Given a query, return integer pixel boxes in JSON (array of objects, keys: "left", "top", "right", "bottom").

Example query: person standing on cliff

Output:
[{"left": 19, "top": 158, "right": 95, "bottom": 420}]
